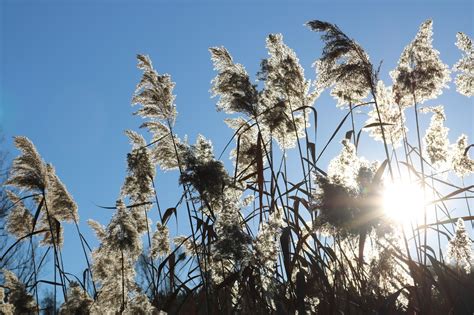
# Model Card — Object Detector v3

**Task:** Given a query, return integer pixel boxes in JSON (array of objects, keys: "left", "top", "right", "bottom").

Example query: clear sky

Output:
[{"left": 1, "top": 0, "right": 473, "bottom": 282}]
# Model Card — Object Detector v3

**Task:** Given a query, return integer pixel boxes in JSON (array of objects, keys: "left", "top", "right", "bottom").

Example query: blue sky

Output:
[{"left": 1, "top": 0, "right": 473, "bottom": 283}]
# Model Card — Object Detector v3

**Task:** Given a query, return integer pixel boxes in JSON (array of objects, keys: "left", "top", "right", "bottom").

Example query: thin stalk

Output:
[
  {"left": 302, "top": 97, "right": 314, "bottom": 195},
  {"left": 121, "top": 249, "right": 125, "bottom": 313},
  {"left": 142, "top": 205, "right": 158, "bottom": 298},
  {"left": 73, "top": 220, "right": 97, "bottom": 298},
  {"left": 151, "top": 178, "right": 164, "bottom": 222},
  {"left": 351, "top": 38, "right": 393, "bottom": 177},
  {"left": 429, "top": 172, "right": 443, "bottom": 261},
  {"left": 462, "top": 177, "right": 473, "bottom": 229},
  {"left": 54, "top": 252, "right": 57, "bottom": 314},
  {"left": 165, "top": 119, "right": 210, "bottom": 312},
  {"left": 396, "top": 103, "right": 422, "bottom": 264},
  {"left": 269, "top": 133, "right": 275, "bottom": 216},
  {"left": 29, "top": 228, "right": 40, "bottom": 315},
  {"left": 286, "top": 92, "right": 309, "bottom": 194},
  {"left": 370, "top": 89, "right": 394, "bottom": 179},
  {"left": 42, "top": 195, "right": 67, "bottom": 301},
  {"left": 413, "top": 99, "right": 428, "bottom": 265},
  {"left": 349, "top": 101, "right": 356, "bottom": 149}
]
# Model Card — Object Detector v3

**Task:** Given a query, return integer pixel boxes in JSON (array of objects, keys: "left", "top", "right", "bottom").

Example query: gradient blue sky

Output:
[{"left": 1, "top": 0, "right": 473, "bottom": 282}]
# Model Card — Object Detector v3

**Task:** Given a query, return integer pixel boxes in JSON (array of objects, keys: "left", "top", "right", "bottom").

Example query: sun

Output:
[{"left": 383, "top": 180, "right": 425, "bottom": 225}]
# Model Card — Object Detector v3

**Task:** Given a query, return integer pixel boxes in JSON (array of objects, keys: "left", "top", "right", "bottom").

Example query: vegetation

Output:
[{"left": 1, "top": 19, "right": 473, "bottom": 314}]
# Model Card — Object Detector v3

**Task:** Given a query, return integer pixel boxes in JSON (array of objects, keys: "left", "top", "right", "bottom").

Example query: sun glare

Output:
[{"left": 383, "top": 180, "right": 425, "bottom": 224}]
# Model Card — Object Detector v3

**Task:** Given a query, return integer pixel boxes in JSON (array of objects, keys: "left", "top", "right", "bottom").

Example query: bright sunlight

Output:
[{"left": 383, "top": 180, "right": 426, "bottom": 224}]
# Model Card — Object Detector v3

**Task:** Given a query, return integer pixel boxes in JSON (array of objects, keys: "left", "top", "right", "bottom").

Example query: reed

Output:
[{"left": 1, "top": 19, "right": 473, "bottom": 314}]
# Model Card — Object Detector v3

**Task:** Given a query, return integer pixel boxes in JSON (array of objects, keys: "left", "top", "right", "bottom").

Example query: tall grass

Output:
[{"left": 1, "top": 19, "right": 473, "bottom": 314}]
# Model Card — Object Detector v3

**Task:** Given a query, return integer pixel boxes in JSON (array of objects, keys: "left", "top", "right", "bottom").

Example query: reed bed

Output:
[{"left": 1, "top": 19, "right": 473, "bottom": 314}]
